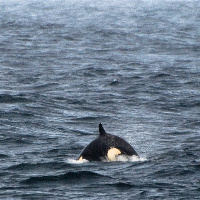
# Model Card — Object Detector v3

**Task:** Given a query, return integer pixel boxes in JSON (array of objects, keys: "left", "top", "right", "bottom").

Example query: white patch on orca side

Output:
[{"left": 107, "top": 148, "right": 121, "bottom": 161}]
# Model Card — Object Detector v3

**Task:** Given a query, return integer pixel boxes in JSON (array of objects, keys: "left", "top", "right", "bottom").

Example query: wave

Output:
[
  {"left": 0, "top": 153, "right": 8, "bottom": 158},
  {"left": 21, "top": 171, "right": 109, "bottom": 185},
  {"left": 165, "top": 131, "right": 190, "bottom": 136},
  {"left": 33, "top": 82, "right": 58, "bottom": 90},
  {"left": 149, "top": 72, "right": 172, "bottom": 79},
  {"left": 151, "top": 164, "right": 196, "bottom": 179},
  {"left": 0, "top": 94, "right": 32, "bottom": 104},
  {"left": 7, "top": 161, "right": 68, "bottom": 171},
  {"left": 104, "top": 182, "right": 135, "bottom": 189}
]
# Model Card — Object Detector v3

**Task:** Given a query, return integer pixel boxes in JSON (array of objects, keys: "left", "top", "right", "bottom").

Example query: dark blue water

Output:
[{"left": 1, "top": 0, "right": 200, "bottom": 199}]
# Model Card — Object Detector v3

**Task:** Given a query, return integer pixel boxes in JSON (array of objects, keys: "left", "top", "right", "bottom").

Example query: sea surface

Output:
[{"left": 0, "top": 0, "right": 200, "bottom": 199}]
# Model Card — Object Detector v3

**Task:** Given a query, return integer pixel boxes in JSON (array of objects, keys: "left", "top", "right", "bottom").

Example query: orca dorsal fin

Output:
[{"left": 99, "top": 123, "right": 106, "bottom": 136}]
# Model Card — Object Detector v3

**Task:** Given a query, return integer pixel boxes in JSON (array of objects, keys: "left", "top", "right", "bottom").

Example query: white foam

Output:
[
  {"left": 138, "top": 157, "right": 147, "bottom": 162},
  {"left": 67, "top": 155, "right": 147, "bottom": 164},
  {"left": 116, "top": 155, "right": 147, "bottom": 162},
  {"left": 103, "top": 155, "right": 147, "bottom": 162},
  {"left": 67, "top": 158, "right": 88, "bottom": 164}
]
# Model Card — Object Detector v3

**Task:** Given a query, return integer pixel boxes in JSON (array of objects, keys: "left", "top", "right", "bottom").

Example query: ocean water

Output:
[{"left": 0, "top": 0, "right": 200, "bottom": 199}]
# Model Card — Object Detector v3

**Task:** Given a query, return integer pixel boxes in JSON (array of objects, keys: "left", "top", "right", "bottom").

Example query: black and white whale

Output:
[{"left": 78, "top": 123, "right": 139, "bottom": 161}]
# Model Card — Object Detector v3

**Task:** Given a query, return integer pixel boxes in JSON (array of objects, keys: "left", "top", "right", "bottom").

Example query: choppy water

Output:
[{"left": 1, "top": 0, "right": 200, "bottom": 199}]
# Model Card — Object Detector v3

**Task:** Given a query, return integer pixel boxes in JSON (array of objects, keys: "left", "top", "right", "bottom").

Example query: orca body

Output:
[{"left": 78, "top": 123, "right": 139, "bottom": 161}]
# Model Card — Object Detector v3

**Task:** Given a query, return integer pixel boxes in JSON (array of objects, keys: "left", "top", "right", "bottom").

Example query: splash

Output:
[
  {"left": 67, "top": 158, "right": 88, "bottom": 164},
  {"left": 67, "top": 155, "right": 147, "bottom": 163},
  {"left": 105, "top": 155, "right": 147, "bottom": 162},
  {"left": 137, "top": 157, "right": 147, "bottom": 162}
]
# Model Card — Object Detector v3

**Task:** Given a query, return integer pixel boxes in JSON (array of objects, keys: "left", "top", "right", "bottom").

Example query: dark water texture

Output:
[{"left": 0, "top": 0, "right": 200, "bottom": 199}]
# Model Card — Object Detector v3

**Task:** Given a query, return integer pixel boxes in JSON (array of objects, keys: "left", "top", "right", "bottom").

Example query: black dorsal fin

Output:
[{"left": 99, "top": 123, "right": 106, "bottom": 136}]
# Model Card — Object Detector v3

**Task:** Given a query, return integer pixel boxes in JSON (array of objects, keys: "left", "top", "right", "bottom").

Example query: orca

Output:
[{"left": 78, "top": 123, "right": 139, "bottom": 161}]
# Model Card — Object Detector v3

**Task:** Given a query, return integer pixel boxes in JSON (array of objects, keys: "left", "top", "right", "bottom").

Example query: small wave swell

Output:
[
  {"left": 0, "top": 94, "right": 31, "bottom": 103},
  {"left": 105, "top": 182, "right": 135, "bottom": 189},
  {"left": 21, "top": 171, "right": 107, "bottom": 185},
  {"left": 7, "top": 162, "right": 67, "bottom": 171}
]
